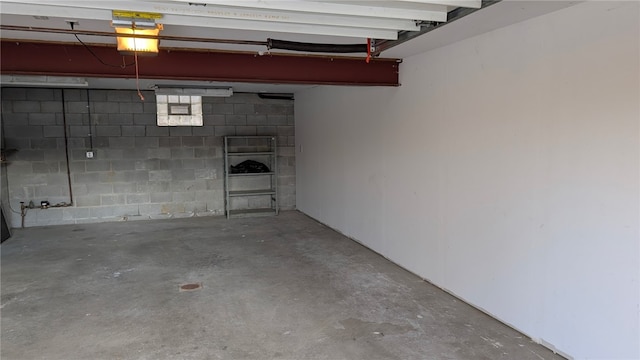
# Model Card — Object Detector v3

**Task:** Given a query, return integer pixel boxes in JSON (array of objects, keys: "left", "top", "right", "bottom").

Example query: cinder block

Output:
[
  {"left": 246, "top": 115, "right": 268, "bottom": 125},
  {"left": 44, "top": 173, "right": 70, "bottom": 186},
  {"left": 43, "top": 126, "right": 64, "bottom": 138},
  {"left": 75, "top": 194, "right": 101, "bottom": 207},
  {"left": 126, "top": 193, "right": 150, "bottom": 204},
  {"left": 147, "top": 148, "right": 171, "bottom": 159},
  {"left": 194, "top": 168, "right": 216, "bottom": 180},
  {"left": 101, "top": 194, "right": 125, "bottom": 206},
  {"left": 63, "top": 207, "right": 91, "bottom": 220},
  {"left": 28, "top": 113, "right": 57, "bottom": 126},
  {"left": 277, "top": 126, "right": 294, "bottom": 136},
  {"left": 224, "top": 93, "right": 257, "bottom": 104},
  {"left": 287, "top": 115, "right": 295, "bottom": 125},
  {"left": 149, "top": 191, "right": 172, "bottom": 203},
  {"left": 4, "top": 138, "right": 30, "bottom": 149},
  {"left": 44, "top": 149, "right": 67, "bottom": 160},
  {"left": 2, "top": 112, "right": 28, "bottom": 125},
  {"left": 205, "top": 179, "right": 224, "bottom": 190},
  {"left": 236, "top": 126, "right": 257, "bottom": 136},
  {"left": 1, "top": 100, "right": 11, "bottom": 113},
  {"left": 13, "top": 101, "right": 41, "bottom": 113},
  {"left": 96, "top": 126, "right": 121, "bottom": 137},
  {"left": 134, "top": 113, "right": 156, "bottom": 125},
  {"left": 158, "top": 137, "right": 181, "bottom": 148},
  {"left": 107, "top": 90, "right": 133, "bottom": 102},
  {"left": 139, "top": 181, "right": 170, "bottom": 193},
  {"left": 113, "top": 183, "right": 137, "bottom": 194},
  {"left": 203, "top": 114, "right": 225, "bottom": 125},
  {"left": 211, "top": 103, "right": 234, "bottom": 115},
  {"left": 138, "top": 203, "right": 164, "bottom": 215},
  {"left": 61, "top": 89, "right": 87, "bottom": 101},
  {"left": 32, "top": 162, "right": 60, "bottom": 174},
  {"left": 233, "top": 103, "right": 255, "bottom": 115},
  {"left": 279, "top": 175, "right": 296, "bottom": 187},
  {"left": 7, "top": 161, "right": 34, "bottom": 175},
  {"left": 203, "top": 158, "right": 222, "bottom": 169},
  {"left": 267, "top": 115, "right": 288, "bottom": 125},
  {"left": 92, "top": 137, "right": 110, "bottom": 148},
  {"left": 121, "top": 126, "right": 146, "bottom": 137},
  {"left": 132, "top": 170, "right": 149, "bottom": 182},
  {"left": 256, "top": 126, "right": 277, "bottom": 136},
  {"left": 194, "top": 190, "right": 218, "bottom": 201},
  {"left": 107, "top": 113, "right": 134, "bottom": 125},
  {"left": 148, "top": 170, "right": 172, "bottom": 182},
  {"left": 100, "top": 149, "right": 124, "bottom": 160},
  {"left": 66, "top": 101, "right": 89, "bottom": 114},
  {"left": 204, "top": 137, "right": 221, "bottom": 147},
  {"left": 119, "top": 102, "right": 144, "bottom": 114},
  {"left": 109, "top": 137, "right": 135, "bottom": 148},
  {"left": 173, "top": 192, "right": 196, "bottom": 202},
  {"left": 143, "top": 102, "right": 157, "bottom": 114},
  {"left": 87, "top": 183, "right": 113, "bottom": 194},
  {"left": 133, "top": 159, "right": 155, "bottom": 171},
  {"left": 110, "top": 160, "right": 136, "bottom": 171},
  {"left": 277, "top": 163, "right": 296, "bottom": 177},
  {"left": 194, "top": 148, "right": 216, "bottom": 158},
  {"left": 170, "top": 148, "right": 194, "bottom": 158},
  {"left": 86, "top": 90, "right": 107, "bottom": 101},
  {"left": 68, "top": 139, "right": 88, "bottom": 150},
  {"left": 225, "top": 114, "right": 246, "bottom": 125},
  {"left": 156, "top": 159, "right": 176, "bottom": 170},
  {"left": 171, "top": 169, "right": 195, "bottom": 181},
  {"left": 278, "top": 147, "right": 295, "bottom": 156},
  {"left": 182, "top": 159, "right": 204, "bottom": 169},
  {"left": 35, "top": 184, "right": 64, "bottom": 197},
  {"left": 14, "top": 149, "right": 45, "bottom": 161},
  {"left": 181, "top": 136, "right": 204, "bottom": 147},
  {"left": 63, "top": 114, "right": 85, "bottom": 125},
  {"left": 70, "top": 149, "right": 88, "bottom": 161},
  {"left": 146, "top": 126, "right": 170, "bottom": 137},
  {"left": 139, "top": 91, "right": 154, "bottom": 101},
  {"left": 86, "top": 160, "right": 111, "bottom": 172},
  {"left": 74, "top": 172, "right": 100, "bottom": 184},
  {"left": 92, "top": 101, "right": 118, "bottom": 114},
  {"left": 168, "top": 180, "right": 202, "bottom": 193},
  {"left": 30, "top": 138, "right": 58, "bottom": 149},
  {"left": 192, "top": 126, "right": 214, "bottom": 136},
  {"left": 169, "top": 127, "right": 192, "bottom": 136},
  {"left": 4, "top": 125, "right": 42, "bottom": 138},
  {"left": 2, "top": 88, "right": 27, "bottom": 100},
  {"left": 214, "top": 125, "right": 235, "bottom": 136},
  {"left": 26, "top": 88, "right": 57, "bottom": 101},
  {"left": 69, "top": 126, "right": 90, "bottom": 138}
]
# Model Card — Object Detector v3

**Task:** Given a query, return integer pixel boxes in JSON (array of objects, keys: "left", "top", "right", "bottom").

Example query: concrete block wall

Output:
[{"left": 1, "top": 88, "right": 295, "bottom": 227}]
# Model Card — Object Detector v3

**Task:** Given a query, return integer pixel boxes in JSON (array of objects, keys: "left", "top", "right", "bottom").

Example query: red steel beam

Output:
[{"left": 1, "top": 41, "right": 400, "bottom": 86}]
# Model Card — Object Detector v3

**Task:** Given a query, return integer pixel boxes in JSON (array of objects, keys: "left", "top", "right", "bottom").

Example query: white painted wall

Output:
[{"left": 295, "top": 2, "right": 640, "bottom": 359}]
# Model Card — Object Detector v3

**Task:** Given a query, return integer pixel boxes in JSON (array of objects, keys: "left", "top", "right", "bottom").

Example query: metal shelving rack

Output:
[{"left": 223, "top": 136, "right": 278, "bottom": 218}]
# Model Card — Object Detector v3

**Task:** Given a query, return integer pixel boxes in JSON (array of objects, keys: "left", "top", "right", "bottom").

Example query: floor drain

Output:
[{"left": 180, "top": 283, "right": 202, "bottom": 292}]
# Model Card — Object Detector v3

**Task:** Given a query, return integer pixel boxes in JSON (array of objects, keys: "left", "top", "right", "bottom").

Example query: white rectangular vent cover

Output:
[{"left": 156, "top": 95, "right": 203, "bottom": 126}]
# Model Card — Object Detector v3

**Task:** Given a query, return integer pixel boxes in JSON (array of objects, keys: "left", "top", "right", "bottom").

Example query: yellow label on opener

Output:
[{"left": 112, "top": 10, "right": 163, "bottom": 20}]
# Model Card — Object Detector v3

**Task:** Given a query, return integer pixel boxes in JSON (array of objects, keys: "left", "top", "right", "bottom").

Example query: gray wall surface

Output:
[{"left": 1, "top": 88, "right": 295, "bottom": 227}]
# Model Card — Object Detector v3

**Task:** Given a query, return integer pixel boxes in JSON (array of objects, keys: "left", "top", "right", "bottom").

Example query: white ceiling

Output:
[{"left": 0, "top": 0, "right": 581, "bottom": 92}]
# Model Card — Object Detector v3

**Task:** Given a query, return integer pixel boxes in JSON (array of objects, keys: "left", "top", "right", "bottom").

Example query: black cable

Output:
[
  {"left": 74, "top": 33, "right": 134, "bottom": 68},
  {"left": 74, "top": 33, "right": 135, "bottom": 68},
  {"left": 86, "top": 89, "right": 94, "bottom": 150},
  {"left": 61, "top": 90, "right": 74, "bottom": 205},
  {"left": 267, "top": 38, "right": 368, "bottom": 53}
]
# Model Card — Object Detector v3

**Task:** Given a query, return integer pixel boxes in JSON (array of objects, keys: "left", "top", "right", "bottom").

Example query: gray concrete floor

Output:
[{"left": 1, "top": 211, "right": 565, "bottom": 360}]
